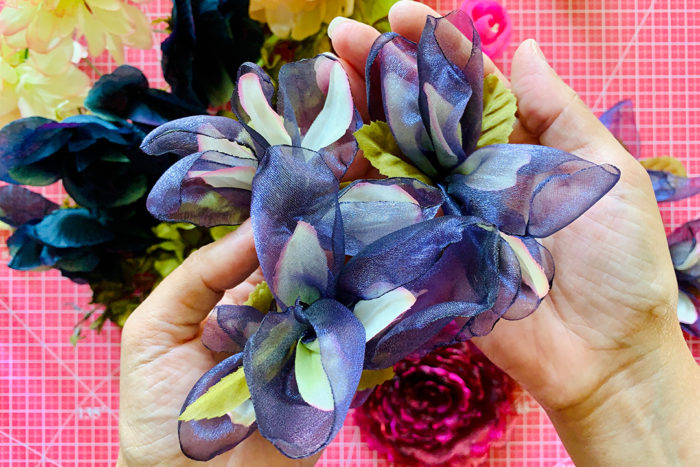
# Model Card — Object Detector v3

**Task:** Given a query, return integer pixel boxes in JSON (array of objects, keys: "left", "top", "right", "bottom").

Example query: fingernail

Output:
[
  {"left": 327, "top": 16, "right": 349, "bottom": 39},
  {"left": 530, "top": 39, "right": 546, "bottom": 60}
]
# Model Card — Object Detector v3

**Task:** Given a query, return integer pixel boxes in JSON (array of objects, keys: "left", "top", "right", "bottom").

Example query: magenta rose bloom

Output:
[
  {"left": 355, "top": 342, "right": 516, "bottom": 466},
  {"left": 460, "top": 0, "right": 512, "bottom": 58}
]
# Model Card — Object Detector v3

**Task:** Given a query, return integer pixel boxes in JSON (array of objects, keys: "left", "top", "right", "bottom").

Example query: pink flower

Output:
[
  {"left": 460, "top": 0, "right": 512, "bottom": 58},
  {"left": 355, "top": 342, "right": 516, "bottom": 466}
]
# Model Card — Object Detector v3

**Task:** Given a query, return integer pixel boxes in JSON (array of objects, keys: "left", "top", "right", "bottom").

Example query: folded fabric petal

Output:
[
  {"left": 6, "top": 224, "right": 45, "bottom": 270},
  {"left": 678, "top": 289, "right": 700, "bottom": 337},
  {"left": 140, "top": 115, "right": 260, "bottom": 158},
  {"left": 251, "top": 145, "right": 341, "bottom": 295},
  {"left": 339, "top": 216, "right": 502, "bottom": 368},
  {"left": 146, "top": 151, "right": 256, "bottom": 226},
  {"left": 202, "top": 305, "right": 266, "bottom": 354},
  {"left": 366, "top": 33, "right": 437, "bottom": 178},
  {"left": 276, "top": 55, "right": 361, "bottom": 178},
  {"left": 331, "top": 178, "right": 443, "bottom": 255},
  {"left": 668, "top": 218, "right": 700, "bottom": 272},
  {"left": 0, "top": 185, "right": 58, "bottom": 227},
  {"left": 243, "top": 300, "right": 364, "bottom": 458},
  {"left": 178, "top": 354, "right": 257, "bottom": 461},
  {"left": 446, "top": 144, "right": 621, "bottom": 237},
  {"left": 648, "top": 170, "right": 700, "bottom": 202},
  {"left": 418, "top": 11, "right": 483, "bottom": 170},
  {"left": 599, "top": 100, "right": 641, "bottom": 158}
]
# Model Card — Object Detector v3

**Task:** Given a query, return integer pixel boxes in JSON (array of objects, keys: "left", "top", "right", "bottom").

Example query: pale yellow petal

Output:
[{"left": 122, "top": 3, "right": 153, "bottom": 49}]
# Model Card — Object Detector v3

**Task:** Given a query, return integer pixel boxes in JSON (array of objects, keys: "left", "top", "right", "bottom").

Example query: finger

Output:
[
  {"left": 387, "top": 0, "right": 508, "bottom": 83},
  {"left": 125, "top": 220, "right": 258, "bottom": 344},
  {"left": 510, "top": 39, "right": 636, "bottom": 166},
  {"left": 220, "top": 267, "right": 265, "bottom": 306},
  {"left": 338, "top": 57, "right": 369, "bottom": 121},
  {"left": 328, "top": 17, "right": 380, "bottom": 80}
]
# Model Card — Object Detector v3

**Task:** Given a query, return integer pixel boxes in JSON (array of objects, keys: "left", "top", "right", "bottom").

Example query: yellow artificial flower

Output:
[
  {"left": 250, "top": 0, "right": 354, "bottom": 40},
  {"left": 0, "top": 0, "right": 152, "bottom": 63},
  {"left": 0, "top": 38, "right": 89, "bottom": 126}
]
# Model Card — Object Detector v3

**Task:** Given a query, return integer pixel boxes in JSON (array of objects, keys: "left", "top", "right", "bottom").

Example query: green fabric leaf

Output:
[
  {"left": 209, "top": 225, "right": 238, "bottom": 241},
  {"left": 357, "top": 367, "right": 395, "bottom": 391},
  {"left": 244, "top": 281, "right": 274, "bottom": 313},
  {"left": 179, "top": 366, "right": 251, "bottom": 421},
  {"left": 351, "top": 0, "right": 400, "bottom": 32},
  {"left": 477, "top": 74, "right": 517, "bottom": 148},
  {"left": 354, "top": 121, "right": 433, "bottom": 185}
]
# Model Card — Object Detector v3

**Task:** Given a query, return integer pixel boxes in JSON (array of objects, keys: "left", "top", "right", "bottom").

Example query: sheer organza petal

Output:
[
  {"left": 347, "top": 217, "right": 502, "bottom": 368},
  {"left": 201, "top": 305, "right": 265, "bottom": 354},
  {"left": 251, "top": 146, "right": 341, "bottom": 293},
  {"left": 417, "top": 11, "right": 482, "bottom": 171},
  {"left": 669, "top": 218, "right": 700, "bottom": 271},
  {"left": 178, "top": 354, "right": 257, "bottom": 461},
  {"left": 232, "top": 63, "right": 276, "bottom": 127},
  {"left": 243, "top": 300, "right": 364, "bottom": 458},
  {"left": 366, "top": 33, "right": 437, "bottom": 178},
  {"left": 140, "top": 115, "right": 259, "bottom": 158},
  {"left": 331, "top": 178, "right": 443, "bottom": 255},
  {"left": 648, "top": 170, "right": 700, "bottom": 202},
  {"left": 679, "top": 289, "right": 700, "bottom": 337},
  {"left": 447, "top": 144, "right": 620, "bottom": 237},
  {"left": 146, "top": 151, "right": 254, "bottom": 226},
  {"left": 0, "top": 185, "right": 58, "bottom": 227},
  {"left": 277, "top": 55, "right": 361, "bottom": 179},
  {"left": 599, "top": 100, "right": 641, "bottom": 158}
]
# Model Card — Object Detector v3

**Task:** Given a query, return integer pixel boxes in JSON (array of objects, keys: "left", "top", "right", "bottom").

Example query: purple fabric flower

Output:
[
  {"left": 599, "top": 100, "right": 700, "bottom": 202},
  {"left": 141, "top": 54, "right": 362, "bottom": 227},
  {"left": 180, "top": 145, "right": 445, "bottom": 460},
  {"left": 459, "top": 0, "right": 512, "bottom": 59},
  {"left": 355, "top": 341, "right": 516, "bottom": 466},
  {"left": 365, "top": 11, "right": 620, "bottom": 349},
  {"left": 668, "top": 219, "right": 700, "bottom": 336}
]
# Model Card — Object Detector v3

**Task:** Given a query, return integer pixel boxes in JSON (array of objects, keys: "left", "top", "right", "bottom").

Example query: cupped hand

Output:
[
  {"left": 118, "top": 221, "right": 317, "bottom": 467},
  {"left": 330, "top": 0, "right": 698, "bottom": 437}
]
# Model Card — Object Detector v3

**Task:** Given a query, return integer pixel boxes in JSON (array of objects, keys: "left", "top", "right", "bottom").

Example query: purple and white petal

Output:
[
  {"left": 332, "top": 178, "right": 443, "bottom": 255},
  {"left": 147, "top": 151, "right": 255, "bottom": 226},
  {"left": 202, "top": 305, "right": 265, "bottom": 354},
  {"left": 648, "top": 170, "right": 700, "bottom": 203},
  {"left": 447, "top": 144, "right": 620, "bottom": 237},
  {"left": 140, "top": 115, "right": 260, "bottom": 158}
]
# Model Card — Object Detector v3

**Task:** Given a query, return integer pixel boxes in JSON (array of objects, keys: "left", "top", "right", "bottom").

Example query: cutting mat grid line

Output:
[{"left": 1, "top": 0, "right": 698, "bottom": 465}]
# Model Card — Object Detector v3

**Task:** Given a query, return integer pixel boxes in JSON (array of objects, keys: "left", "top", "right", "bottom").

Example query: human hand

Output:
[
  {"left": 330, "top": 1, "right": 700, "bottom": 464},
  {"left": 118, "top": 221, "right": 318, "bottom": 467}
]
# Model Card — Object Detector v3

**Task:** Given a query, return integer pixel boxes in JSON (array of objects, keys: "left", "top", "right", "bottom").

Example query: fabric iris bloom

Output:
[
  {"left": 363, "top": 10, "right": 621, "bottom": 342},
  {"left": 668, "top": 219, "right": 700, "bottom": 336},
  {"left": 176, "top": 144, "right": 445, "bottom": 460},
  {"left": 141, "top": 53, "right": 364, "bottom": 227}
]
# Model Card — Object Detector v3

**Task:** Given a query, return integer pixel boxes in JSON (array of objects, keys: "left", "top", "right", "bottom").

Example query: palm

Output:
[{"left": 475, "top": 158, "right": 678, "bottom": 410}]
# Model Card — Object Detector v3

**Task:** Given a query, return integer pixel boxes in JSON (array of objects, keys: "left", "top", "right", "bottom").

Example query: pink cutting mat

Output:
[{"left": 1, "top": 0, "right": 699, "bottom": 465}]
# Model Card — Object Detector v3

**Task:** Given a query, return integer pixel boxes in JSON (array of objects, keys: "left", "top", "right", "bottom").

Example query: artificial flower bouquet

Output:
[{"left": 133, "top": 11, "right": 620, "bottom": 460}]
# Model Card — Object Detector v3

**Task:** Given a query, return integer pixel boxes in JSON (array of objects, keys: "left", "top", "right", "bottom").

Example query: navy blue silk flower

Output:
[
  {"left": 600, "top": 100, "right": 700, "bottom": 202},
  {"left": 178, "top": 145, "right": 444, "bottom": 460},
  {"left": 0, "top": 115, "right": 176, "bottom": 210},
  {"left": 365, "top": 10, "right": 621, "bottom": 341},
  {"left": 668, "top": 219, "right": 700, "bottom": 336},
  {"left": 84, "top": 65, "right": 205, "bottom": 130}
]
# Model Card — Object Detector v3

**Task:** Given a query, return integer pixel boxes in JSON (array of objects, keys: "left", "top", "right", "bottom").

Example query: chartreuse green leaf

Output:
[
  {"left": 354, "top": 122, "right": 432, "bottom": 185},
  {"left": 477, "top": 74, "right": 517, "bottom": 148},
  {"left": 351, "top": 0, "right": 400, "bottom": 32},
  {"left": 179, "top": 366, "right": 251, "bottom": 421},
  {"left": 639, "top": 156, "right": 687, "bottom": 177},
  {"left": 357, "top": 367, "right": 395, "bottom": 391},
  {"left": 209, "top": 225, "right": 238, "bottom": 241},
  {"left": 243, "top": 281, "right": 274, "bottom": 313}
]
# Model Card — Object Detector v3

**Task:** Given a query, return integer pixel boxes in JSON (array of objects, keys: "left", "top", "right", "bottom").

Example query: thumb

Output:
[
  {"left": 511, "top": 39, "right": 634, "bottom": 166},
  {"left": 122, "top": 220, "right": 258, "bottom": 347}
]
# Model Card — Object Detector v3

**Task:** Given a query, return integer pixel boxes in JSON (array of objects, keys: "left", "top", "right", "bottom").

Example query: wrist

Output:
[{"left": 547, "top": 328, "right": 700, "bottom": 465}]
